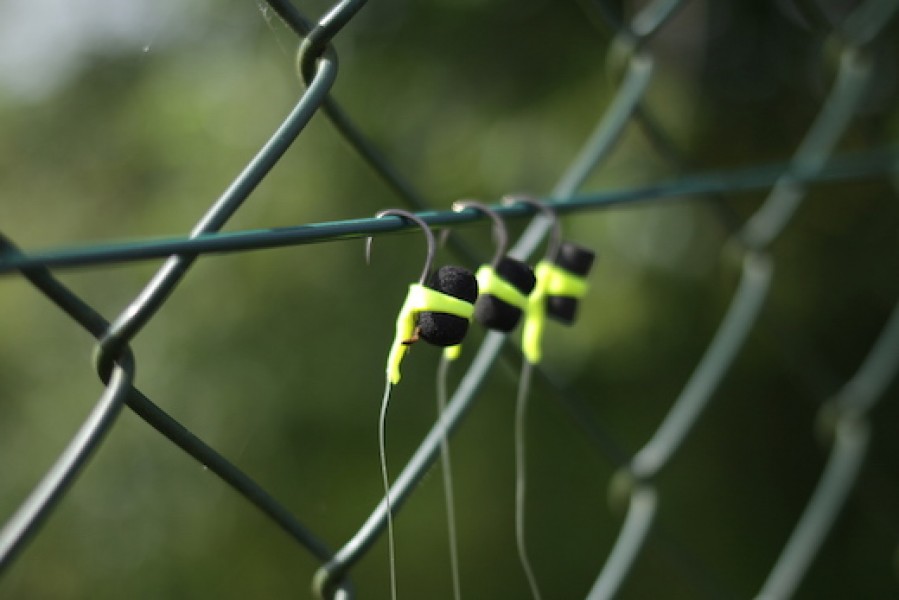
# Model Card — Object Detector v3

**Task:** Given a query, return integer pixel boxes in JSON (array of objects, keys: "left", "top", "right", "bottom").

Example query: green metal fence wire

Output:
[
  {"left": 758, "top": 296, "right": 899, "bottom": 599},
  {"left": 0, "top": 149, "right": 894, "bottom": 275},
  {"left": 587, "top": 2, "right": 899, "bottom": 596},
  {"left": 1, "top": 0, "right": 898, "bottom": 598}
]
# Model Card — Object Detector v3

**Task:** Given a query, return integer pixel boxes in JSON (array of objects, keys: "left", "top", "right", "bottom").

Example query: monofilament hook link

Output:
[
  {"left": 502, "top": 195, "right": 562, "bottom": 261},
  {"left": 365, "top": 209, "right": 436, "bottom": 285},
  {"left": 451, "top": 199, "right": 510, "bottom": 268}
]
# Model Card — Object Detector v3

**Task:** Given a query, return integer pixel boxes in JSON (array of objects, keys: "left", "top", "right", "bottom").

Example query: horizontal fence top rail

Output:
[{"left": 1, "top": 147, "right": 896, "bottom": 274}]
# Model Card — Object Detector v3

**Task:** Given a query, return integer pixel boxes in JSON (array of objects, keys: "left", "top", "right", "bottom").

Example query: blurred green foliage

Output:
[{"left": 1, "top": 0, "right": 898, "bottom": 598}]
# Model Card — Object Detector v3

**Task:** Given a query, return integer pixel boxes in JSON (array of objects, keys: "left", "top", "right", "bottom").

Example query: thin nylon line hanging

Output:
[
  {"left": 514, "top": 362, "right": 543, "bottom": 600},
  {"left": 436, "top": 356, "right": 463, "bottom": 600},
  {"left": 378, "top": 378, "right": 398, "bottom": 600}
]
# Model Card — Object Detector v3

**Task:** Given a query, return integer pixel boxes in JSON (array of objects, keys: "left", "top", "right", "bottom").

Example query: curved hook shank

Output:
[
  {"left": 365, "top": 209, "right": 436, "bottom": 285},
  {"left": 502, "top": 195, "right": 562, "bottom": 260},
  {"left": 452, "top": 199, "right": 509, "bottom": 267}
]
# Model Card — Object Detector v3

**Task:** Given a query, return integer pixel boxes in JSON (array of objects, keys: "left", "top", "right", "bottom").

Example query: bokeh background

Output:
[{"left": 1, "top": 0, "right": 898, "bottom": 598}]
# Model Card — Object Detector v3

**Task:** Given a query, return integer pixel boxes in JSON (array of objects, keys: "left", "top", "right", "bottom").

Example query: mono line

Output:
[
  {"left": 310, "top": 12, "right": 693, "bottom": 590},
  {"left": 436, "top": 357, "right": 463, "bottom": 600},
  {"left": 377, "top": 378, "right": 399, "bottom": 600},
  {"left": 4, "top": 0, "right": 895, "bottom": 596},
  {"left": 514, "top": 362, "right": 543, "bottom": 600}
]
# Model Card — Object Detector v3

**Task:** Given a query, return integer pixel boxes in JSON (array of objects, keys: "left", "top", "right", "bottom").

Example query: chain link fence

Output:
[{"left": 1, "top": 0, "right": 898, "bottom": 598}]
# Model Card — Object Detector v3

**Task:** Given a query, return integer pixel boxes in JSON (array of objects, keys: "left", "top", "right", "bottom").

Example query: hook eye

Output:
[
  {"left": 501, "top": 195, "right": 562, "bottom": 260},
  {"left": 365, "top": 209, "right": 436, "bottom": 285},
  {"left": 451, "top": 200, "right": 509, "bottom": 268}
]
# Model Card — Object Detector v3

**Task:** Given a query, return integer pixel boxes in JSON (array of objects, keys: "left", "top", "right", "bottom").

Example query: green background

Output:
[{"left": 1, "top": 1, "right": 897, "bottom": 598}]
